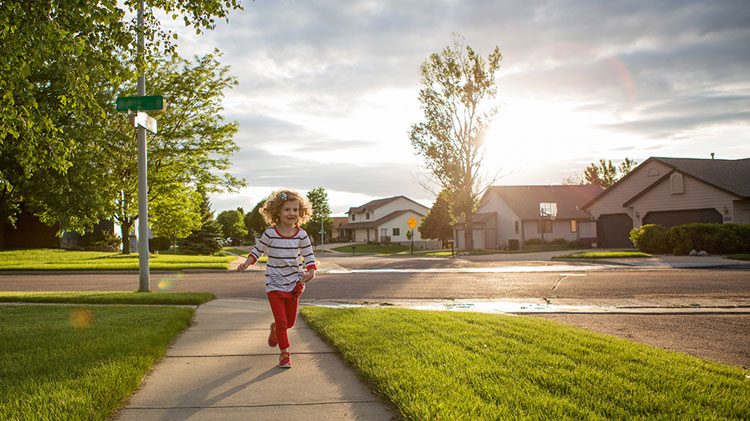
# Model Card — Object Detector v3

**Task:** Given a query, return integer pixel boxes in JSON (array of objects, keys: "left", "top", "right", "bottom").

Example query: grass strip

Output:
[
  {"left": 726, "top": 253, "right": 750, "bottom": 261},
  {"left": 0, "top": 305, "right": 194, "bottom": 420},
  {"left": 301, "top": 307, "right": 749, "bottom": 420},
  {"left": 0, "top": 291, "right": 214, "bottom": 305},
  {"left": 0, "top": 249, "right": 234, "bottom": 271},
  {"left": 553, "top": 251, "right": 652, "bottom": 259}
]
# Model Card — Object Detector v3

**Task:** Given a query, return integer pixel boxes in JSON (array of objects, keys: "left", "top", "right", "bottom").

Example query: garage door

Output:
[
  {"left": 643, "top": 208, "right": 722, "bottom": 227},
  {"left": 597, "top": 213, "right": 634, "bottom": 249}
]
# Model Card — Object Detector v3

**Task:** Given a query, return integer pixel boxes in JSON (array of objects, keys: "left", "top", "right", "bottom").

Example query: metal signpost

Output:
[
  {"left": 113, "top": 0, "right": 166, "bottom": 293},
  {"left": 407, "top": 216, "right": 418, "bottom": 255}
]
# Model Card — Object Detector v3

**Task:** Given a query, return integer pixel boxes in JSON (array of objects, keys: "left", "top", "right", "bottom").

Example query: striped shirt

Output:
[{"left": 247, "top": 226, "right": 317, "bottom": 293}]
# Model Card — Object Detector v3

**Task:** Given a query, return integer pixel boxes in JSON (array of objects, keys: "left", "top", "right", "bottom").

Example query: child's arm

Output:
[
  {"left": 237, "top": 231, "right": 270, "bottom": 272},
  {"left": 299, "top": 230, "right": 317, "bottom": 281}
]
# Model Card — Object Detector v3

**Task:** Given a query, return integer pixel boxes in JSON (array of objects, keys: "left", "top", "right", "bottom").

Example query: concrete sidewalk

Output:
[{"left": 114, "top": 299, "right": 397, "bottom": 421}]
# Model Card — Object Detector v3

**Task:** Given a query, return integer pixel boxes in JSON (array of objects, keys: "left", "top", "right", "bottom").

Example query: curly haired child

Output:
[{"left": 237, "top": 190, "right": 316, "bottom": 368}]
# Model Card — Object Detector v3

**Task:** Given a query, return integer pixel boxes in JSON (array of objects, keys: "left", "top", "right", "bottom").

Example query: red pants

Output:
[{"left": 267, "top": 290, "right": 300, "bottom": 349}]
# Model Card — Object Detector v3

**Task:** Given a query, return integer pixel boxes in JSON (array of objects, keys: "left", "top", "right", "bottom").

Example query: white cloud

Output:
[{"left": 156, "top": 0, "right": 750, "bottom": 213}]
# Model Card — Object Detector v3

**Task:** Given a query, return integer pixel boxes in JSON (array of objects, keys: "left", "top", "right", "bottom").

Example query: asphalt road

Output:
[{"left": 1, "top": 263, "right": 749, "bottom": 367}]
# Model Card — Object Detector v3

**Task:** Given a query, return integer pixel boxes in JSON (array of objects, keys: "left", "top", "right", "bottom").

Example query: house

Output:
[
  {"left": 340, "top": 196, "right": 438, "bottom": 247},
  {"left": 330, "top": 216, "right": 349, "bottom": 241},
  {"left": 454, "top": 185, "right": 603, "bottom": 250},
  {"left": 581, "top": 157, "right": 750, "bottom": 248}
]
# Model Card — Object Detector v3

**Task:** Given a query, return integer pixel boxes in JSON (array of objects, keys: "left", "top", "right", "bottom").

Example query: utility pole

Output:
[{"left": 136, "top": 0, "right": 150, "bottom": 292}]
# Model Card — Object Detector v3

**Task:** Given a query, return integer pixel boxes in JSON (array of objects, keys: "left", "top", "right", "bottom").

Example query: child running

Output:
[{"left": 237, "top": 190, "right": 316, "bottom": 368}]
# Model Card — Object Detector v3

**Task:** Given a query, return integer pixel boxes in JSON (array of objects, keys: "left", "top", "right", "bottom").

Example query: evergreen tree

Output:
[
  {"left": 179, "top": 192, "right": 222, "bottom": 255},
  {"left": 419, "top": 191, "right": 455, "bottom": 246}
]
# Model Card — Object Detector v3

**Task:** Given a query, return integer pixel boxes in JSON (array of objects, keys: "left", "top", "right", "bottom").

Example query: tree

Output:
[
  {"left": 0, "top": 0, "right": 243, "bottom": 226},
  {"left": 245, "top": 197, "right": 268, "bottom": 239},
  {"left": 409, "top": 34, "right": 502, "bottom": 251},
  {"left": 302, "top": 187, "right": 333, "bottom": 244},
  {"left": 217, "top": 209, "right": 247, "bottom": 245},
  {"left": 582, "top": 158, "right": 638, "bottom": 188},
  {"left": 179, "top": 191, "right": 222, "bottom": 255},
  {"left": 419, "top": 191, "right": 454, "bottom": 246},
  {"left": 150, "top": 186, "right": 202, "bottom": 253},
  {"left": 29, "top": 51, "right": 243, "bottom": 253}
]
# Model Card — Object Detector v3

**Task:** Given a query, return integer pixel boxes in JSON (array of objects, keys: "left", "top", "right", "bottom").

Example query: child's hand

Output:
[
  {"left": 237, "top": 262, "right": 248, "bottom": 272},
  {"left": 301, "top": 268, "right": 316, "bottom": 283}
]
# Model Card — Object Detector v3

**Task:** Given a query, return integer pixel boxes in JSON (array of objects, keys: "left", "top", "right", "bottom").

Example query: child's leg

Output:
[
  {"left": 284, "top": 292, "right": 300, "bottom": 330},
  {"left": 267, "top": 292, "right": 291, "bottom": 349}
]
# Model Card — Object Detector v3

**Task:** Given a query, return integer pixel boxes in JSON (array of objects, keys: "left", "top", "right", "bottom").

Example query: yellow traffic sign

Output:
[{"left": 407, "top": 217, "right": 418, "bottom": 229}]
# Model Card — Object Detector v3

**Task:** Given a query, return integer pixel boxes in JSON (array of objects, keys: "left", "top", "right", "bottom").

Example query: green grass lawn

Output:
[
  {"left": 0, "top": 291, "right": 215, "bottom": 305},
  {"left": 0, "top": 304, "right": 195, "bottom": 420},
  {"left": 726, "top": 253, "right": 750, "bottom": 261},
  {"left": 553, "top": 251, "right": 652, "bottom": 259},
  {"left": 0, "top": 248, "right": 235, "bottom": 271},
  {"left": 301, "top": 307, "right": 749, "bottom": 420}
]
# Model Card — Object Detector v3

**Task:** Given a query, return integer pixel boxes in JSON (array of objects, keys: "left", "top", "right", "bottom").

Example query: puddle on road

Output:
[
  {"left": 307, "top": 300, "right": 609, "bottom": 314},
  {"left": 327, "top": 265, "right": 608, "bottom": 274}
]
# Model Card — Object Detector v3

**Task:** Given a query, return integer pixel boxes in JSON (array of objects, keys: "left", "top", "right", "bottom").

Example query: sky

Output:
[{"left": 161, "top": 0, "right": 750, "bottom": 216}]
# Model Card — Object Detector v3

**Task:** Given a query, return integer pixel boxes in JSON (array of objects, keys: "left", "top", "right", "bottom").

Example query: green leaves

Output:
[{"left": 409, "top": 34, "right": 502, "bottom": 250}]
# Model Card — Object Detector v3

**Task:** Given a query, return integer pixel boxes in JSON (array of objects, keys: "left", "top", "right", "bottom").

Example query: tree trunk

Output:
[
  {"left": 120, "top": 220, "right": 133, "bottom": 254},
  {"left": 464, "top": 211, "right": 474, "bottom": 252}
]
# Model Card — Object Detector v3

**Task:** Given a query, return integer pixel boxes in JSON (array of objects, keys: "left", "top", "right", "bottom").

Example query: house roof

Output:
[
  {"left": 347, "top": 195, "right": 428, "bottom": 214},
  {"left": 486, "top": 185, "right": 604, "bottom": 220},
  {"left": 340, "top": 209, "right": 424, "bottom": 229},
  {"left": 654, "top": 157, "right": 750, "bottom": 197},
  {"left": 582, "top": 157, "right": 750, "bottom": 209}
]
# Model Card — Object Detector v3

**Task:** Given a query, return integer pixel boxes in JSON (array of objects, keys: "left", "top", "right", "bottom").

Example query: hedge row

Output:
[{"left": 630, "top": 223, "right": 750, "bottom": 255}]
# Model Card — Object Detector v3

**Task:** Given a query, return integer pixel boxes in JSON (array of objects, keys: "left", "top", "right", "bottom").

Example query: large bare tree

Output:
[{"left": 409, "top": 35, "right": 502, "bottom": 251}]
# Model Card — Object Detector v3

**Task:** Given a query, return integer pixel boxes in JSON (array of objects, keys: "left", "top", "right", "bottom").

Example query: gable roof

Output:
[
  {"left": 582, "top": 157, "right": 750, "bottom": 209},
  {"left": 485, "top": 185, "right": 603, "bottom": 220},
  {"left": 340, "top": 209, "right": 424, "bottom": 229},
  {"left": 347, "top": 195, "right": 428, "bottom": 214},
  {"left": 654, "top": 157, "right": 750, "bottom": 197}
]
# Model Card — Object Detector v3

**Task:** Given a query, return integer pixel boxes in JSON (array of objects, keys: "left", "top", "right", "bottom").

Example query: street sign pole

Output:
[{"left": 136, "top": 0, "right": 150, "bottom": 292}]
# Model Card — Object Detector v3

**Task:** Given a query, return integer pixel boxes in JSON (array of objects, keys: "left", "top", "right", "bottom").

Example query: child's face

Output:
[{"left": 279, "top": 200, "right": 300, "bottom": 226}]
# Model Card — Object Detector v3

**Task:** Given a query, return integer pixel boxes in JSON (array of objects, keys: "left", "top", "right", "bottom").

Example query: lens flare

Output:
[
  {"left": 70, "top": 308, "right": 94, "bottom": 330},
  {"left": 157, "top": 272, "right": 183, "bottom": 291}
]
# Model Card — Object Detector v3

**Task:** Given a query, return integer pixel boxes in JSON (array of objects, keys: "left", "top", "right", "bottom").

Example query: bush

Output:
[
  {"left": 524, "top": 238, "right": 543, "bottom": 246},
  {"left": 149, "top": 237, "right": 171, "bottom": 253},
  {"left": 83, "top": 230, "right": 121, "bottom": 252},
  {"left": 669, "top": 223, "right": 750, "bottom": 255},
  {"left": 549, "top": 238, "right": 567, "bottom": 245},
  {"left": 630, "top": 224, "right": 671, "bottom": 254}
]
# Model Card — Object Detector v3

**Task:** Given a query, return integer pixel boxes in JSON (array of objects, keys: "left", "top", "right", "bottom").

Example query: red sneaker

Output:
[
  {"left": 279, "top": 352, "right": 291, "bottom": 368},
  {"left": 268, "top": 322, "right": 278, "bottom": 347}
]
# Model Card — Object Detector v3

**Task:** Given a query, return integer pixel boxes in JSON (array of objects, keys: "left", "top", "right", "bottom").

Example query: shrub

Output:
[
  {"left": 669, "top": 223, "right": 750, "bottom": 255},
  {"left": 149, "top": 237, "right": 171, "bottom": 253},
  {"left": 524, "top": 238, "right": 543, "bottom": 246},
  {"left": 84, "top": 230, "right": 121, "bottom": 252},
  {"left": 549, "top": 238, "right": 567, "bottom": 245},
  {"left": 630, "top": 224, "right": 671, "bottom": 254}
]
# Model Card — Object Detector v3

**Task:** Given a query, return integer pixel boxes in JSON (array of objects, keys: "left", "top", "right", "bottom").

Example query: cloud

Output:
[{"left": 174, "top": 0, "right": 750, "bottom": 213}]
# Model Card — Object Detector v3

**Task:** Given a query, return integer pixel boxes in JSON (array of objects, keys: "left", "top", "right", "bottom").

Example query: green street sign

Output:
[
  {"left": 116, "top": 95, "right": 165, "bottom": 112},
  {"left": 318, "top": 230, "right": 326, "bottom": 234}
]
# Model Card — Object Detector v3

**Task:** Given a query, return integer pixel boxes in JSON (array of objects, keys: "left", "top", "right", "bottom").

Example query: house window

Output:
[
  {"left": 514, "top": 221, "right": 519, "bottom": 234},
  {"left": 380, "top": 228, "right": 387, "bottom": 237},
  {"left": 366, "top": 212, "right": 370, "bottom": 220},
  {"left": 670, "top": 173, "right": 684, "bottom": 194},
  {"left": 571, "top": 220, "right": 578, "bottom": 233},
  {"left": 351, "top": 214, "right": 356, "bottom": 221},
  {"left": 539, "top": 202, "right": 557, "bottom": 218},
  {"left": 537, "top": 220, "right": 553, "bottom": 233},
  {"left": 393, "top": 228, "right": 400, "bottom": 236}
]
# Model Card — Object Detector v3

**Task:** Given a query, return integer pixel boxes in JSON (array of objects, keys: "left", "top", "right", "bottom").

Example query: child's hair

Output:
[{"left": 260, "top": 190, "right": 313, "bottom": 227}]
